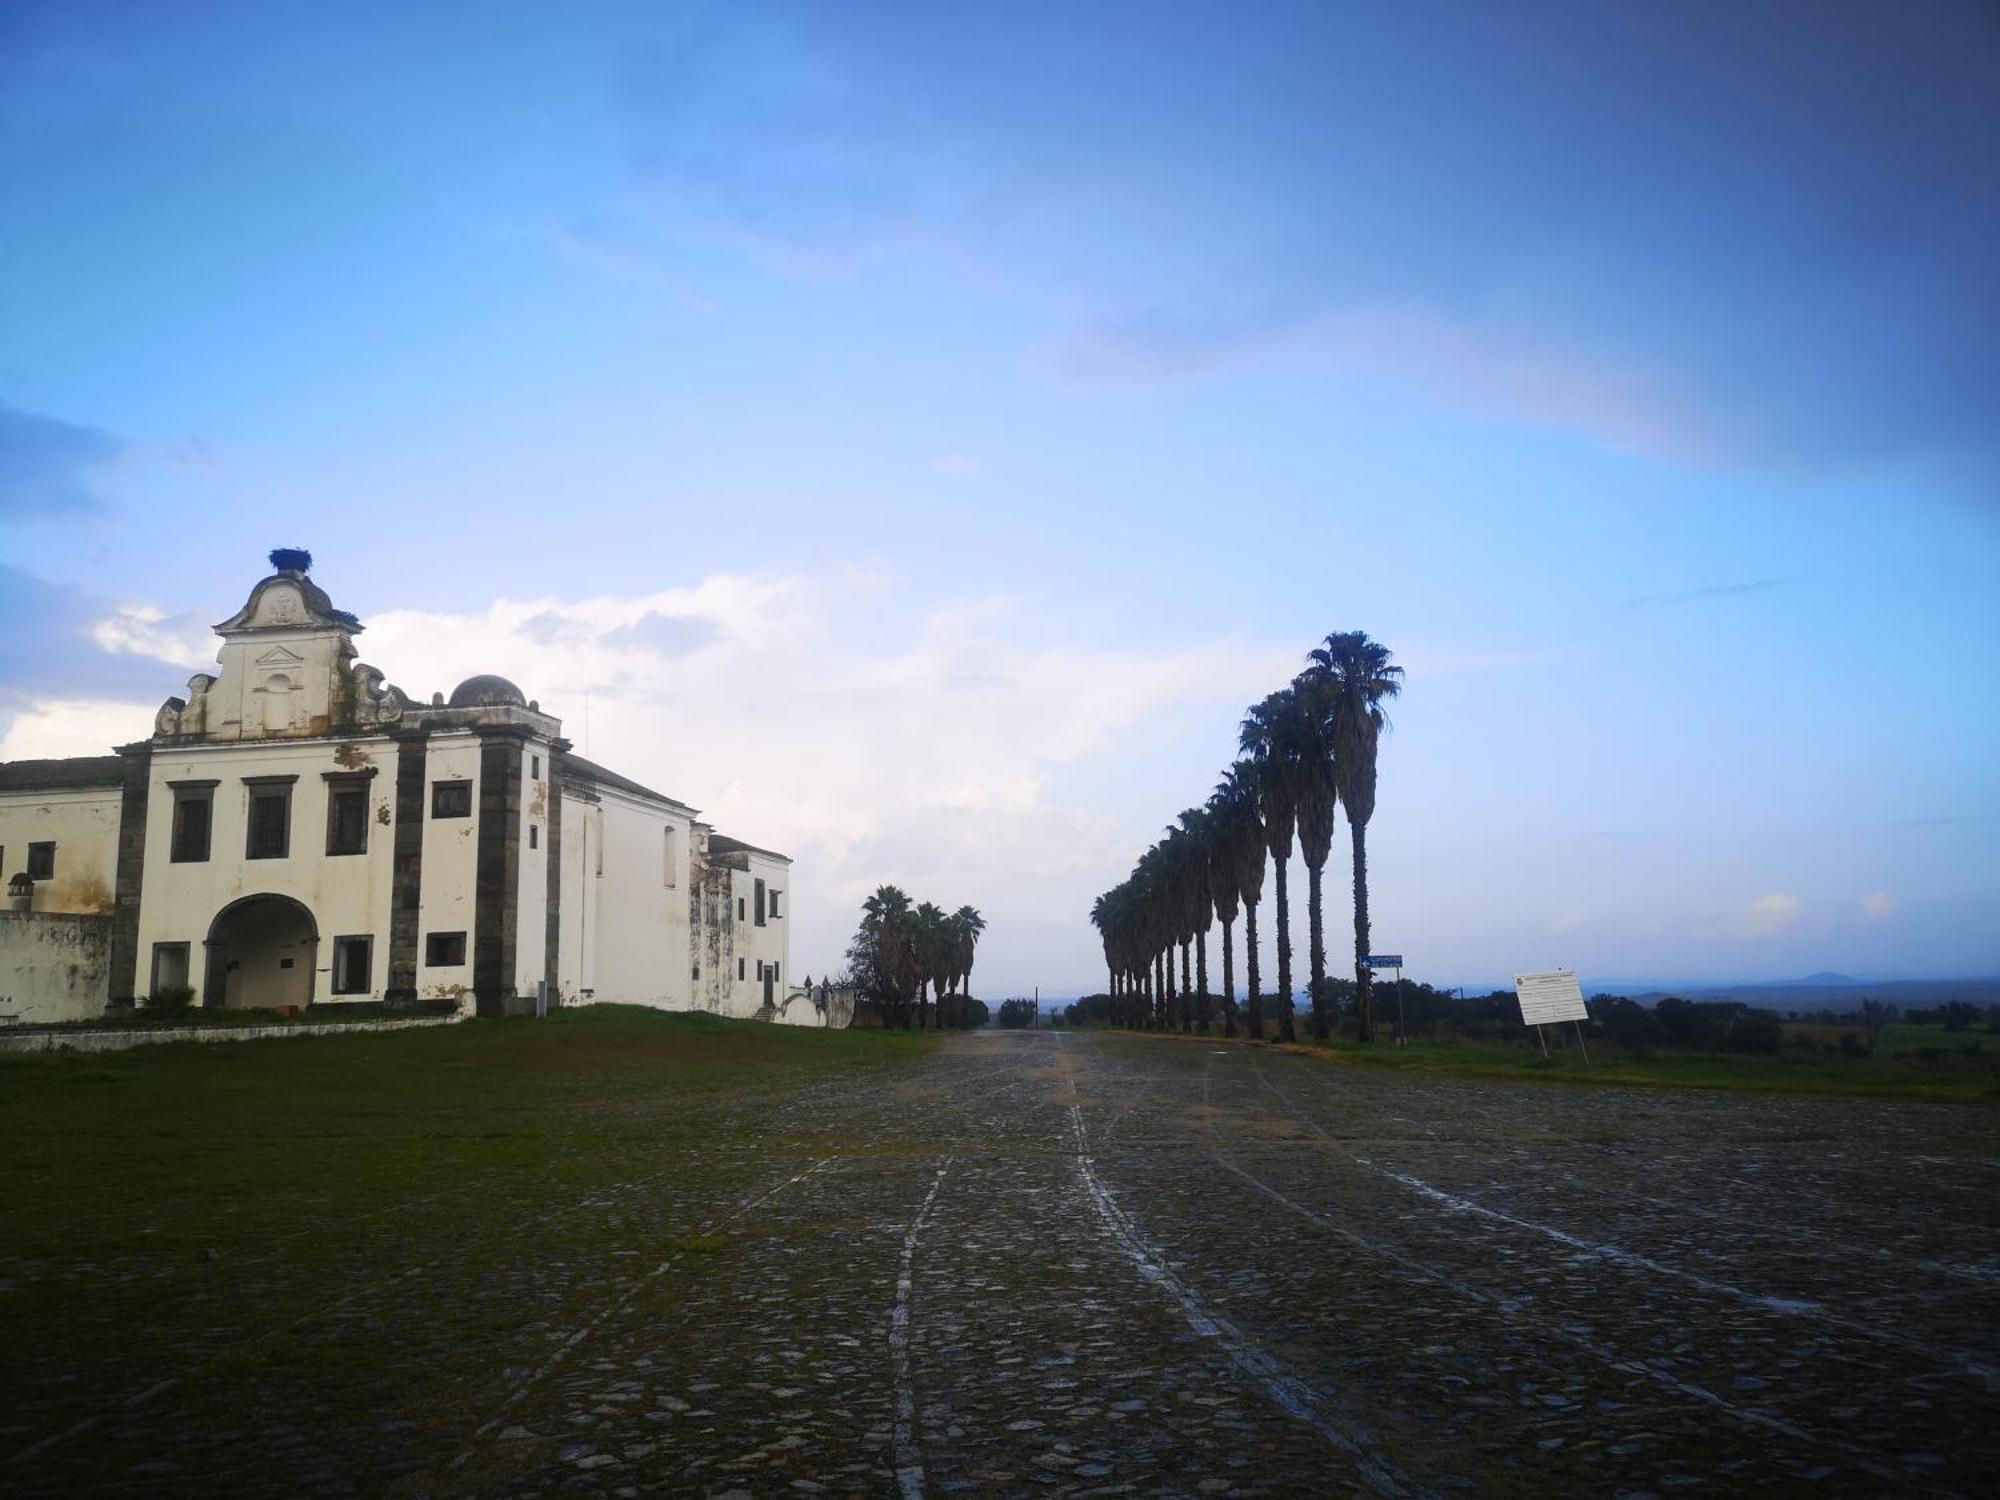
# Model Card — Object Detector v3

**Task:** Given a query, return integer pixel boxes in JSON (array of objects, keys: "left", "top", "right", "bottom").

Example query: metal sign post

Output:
[
  {"left": 1512, "top": 969, "right": 1590, "bottom": 1064},
  {"left": 1365, "top": 955, "right": 1405, "bottom": 1046}
]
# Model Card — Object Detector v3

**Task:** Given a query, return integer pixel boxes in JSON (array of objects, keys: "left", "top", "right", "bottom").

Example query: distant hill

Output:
[{"left": 1620, "top": 977, "right": 2000, "bottom": 1009}]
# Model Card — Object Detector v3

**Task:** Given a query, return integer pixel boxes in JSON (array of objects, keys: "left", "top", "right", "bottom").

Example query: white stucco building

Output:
[{"left": 0, "top": 552, "right": 798, "bottom": 1026}]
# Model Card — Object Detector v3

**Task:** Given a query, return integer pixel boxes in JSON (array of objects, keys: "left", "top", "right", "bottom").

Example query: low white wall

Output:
[
  {"left": 0, "top": 911, "right": 112, "bottom": 1025},
  {"left": 0, "top": 1014, "right": 461, "bottom": 1054}
]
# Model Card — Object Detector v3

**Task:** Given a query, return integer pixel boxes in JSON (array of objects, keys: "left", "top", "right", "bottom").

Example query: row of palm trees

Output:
[
  {"left": 851, "top": 887, "right": 987, "bottom": 1030},
  {"left": 1091, "top": 631, "right": 1402, "bottom": 1044}
]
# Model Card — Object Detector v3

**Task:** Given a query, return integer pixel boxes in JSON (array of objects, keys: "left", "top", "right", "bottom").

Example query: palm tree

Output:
[
  {"left": 860, "top": 885, "right": 919, "bottom": 1029},
  {"left": 914, "top": 901, "right": 948, "bottom": 1030},
  {"left": 1307, "top": 631, "right": 1403, "bottom": 1043},
  {"left": 949, "top": 905, "right": 985, "bottom": 1027},
  {"left": 1215, "top": 760, "right": 1267, "bottom": 1038},
  {"left": 1204, "top": 779, "right": 1246, "bottom": 1038},
  {"left": 1290, "top": 669, "right": 1341, "bottom": 1041},
  {"left": 1241, "top": 690, "right": 1305, "bottom": 1043},
  {"left": 1178, "top": 806, "right": 1216, "bottom": 1034}
]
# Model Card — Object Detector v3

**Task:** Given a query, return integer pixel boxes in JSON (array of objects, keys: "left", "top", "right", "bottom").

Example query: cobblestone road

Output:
[{"left": 8, "top": 1029, "right": 1997, "bottom": 1497}]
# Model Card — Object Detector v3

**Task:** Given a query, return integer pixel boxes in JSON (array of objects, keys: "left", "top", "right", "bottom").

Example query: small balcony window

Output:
[{"left": 432, "top": 781, "right": 472, "bottom": 819}]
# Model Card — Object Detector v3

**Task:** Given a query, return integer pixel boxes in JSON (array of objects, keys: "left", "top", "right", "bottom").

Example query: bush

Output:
[
  {"left": 1838, "top": 1032, "right": 1869, "bottom": 1060},
  {"left": 997, "top": 998, "right": 1037, "bottom": 1029},
  {"left": 143, "top": 986, "right": 196, "bottom": 1019}
]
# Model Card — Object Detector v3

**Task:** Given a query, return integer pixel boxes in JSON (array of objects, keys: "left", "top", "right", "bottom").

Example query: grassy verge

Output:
[
  {"left": 1293, "top": 1032, "right": 1998, "bottom": 1101},
  {"left": 1112, "top": 1025, "right": 1997, "bottom": 1101},
  {"left": 0, "top": 1006, "right": 934, "bottom": 1268}
]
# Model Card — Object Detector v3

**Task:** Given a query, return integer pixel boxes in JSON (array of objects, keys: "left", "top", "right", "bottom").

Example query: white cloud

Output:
[
  {"left": 0, "top": 698, "right": 153, "bottom": 759},
  {"left": 931, "top": 453, "right": 982, "bottom": 476},
  {"left": 1739, "top": 891, "right": 1804, "bottom": 938},
  {"left": 1860, "top": 891, "right": 1896, "bottom": 921},
  {"left": 89, "top": 604, "right": 214, "bottom": 669},
  {"left": 347, "top": 565, "right": 1292, "bottom": 988},
  {"left": 1058, "top": 299, "right": 1714, "bottom": 464}
]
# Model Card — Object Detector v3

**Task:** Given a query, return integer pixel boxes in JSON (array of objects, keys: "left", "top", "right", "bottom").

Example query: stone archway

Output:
[{"left": 204, "top": 894, "right": 318, "bottom": 1009}]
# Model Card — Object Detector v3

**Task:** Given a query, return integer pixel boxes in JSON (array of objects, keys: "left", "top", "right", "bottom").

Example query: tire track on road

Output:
[
  {"left": 1057, "top": 1037, "right": 1425, "bottom": 1499},
  {"left": 1244, "top": 1050, "right": 1999, "bottom": 1390},
  {"left": 891, "top": 1157, "right": 953, "bottom": 1500}
]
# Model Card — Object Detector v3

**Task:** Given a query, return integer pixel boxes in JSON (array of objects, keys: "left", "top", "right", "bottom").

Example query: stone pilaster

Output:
[
  {"left": 473, "top": 729, "right": 525, "bottom": 1017},
  {"left": 107, "top": 741, "right": 153, "bottom": 1010},
  {"left": 385, "top": 732, "right": 427, "bottom": 1000}
]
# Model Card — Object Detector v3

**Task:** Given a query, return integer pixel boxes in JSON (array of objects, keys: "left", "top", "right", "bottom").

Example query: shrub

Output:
[
  {"left": 1838, "top": 1033, "right": 1869, "bottom": 1060},
  {"left": 145, "top": 986, "right": 196, "bottom": 1019}
]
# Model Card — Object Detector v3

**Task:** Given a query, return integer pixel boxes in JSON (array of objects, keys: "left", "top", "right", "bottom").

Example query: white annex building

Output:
[{"left": 0, "top": 551, "right": 815, "bottom": 1027}]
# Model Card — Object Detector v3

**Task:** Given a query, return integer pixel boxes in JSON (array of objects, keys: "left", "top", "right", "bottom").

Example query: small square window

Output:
[
  {"left": 426, "top": 931, "right": 467, "bottom": 966},
  {"left": 26, "top": 842, "right": 55, "bottom": 880},
  {"left": 171, "top": 793, "right": 211, "bottom": 863},
  {"left": 432, "top": 781, "right": 472, "bottom": 818},
  {"left": 331, "top": 935, "right": 372, "bottom": 995},
  {"left": 246, "top": 788, "right": 291, "bottom": 860},
  {"left": 150, "top": 942, "right": 191, "bottom": 996},
  {"left": 326, "top": 787, "right": 368, "bottom": 855}
]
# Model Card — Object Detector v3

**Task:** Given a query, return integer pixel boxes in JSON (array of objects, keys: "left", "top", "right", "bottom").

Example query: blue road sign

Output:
[{"left": 1366, "top": 954, "right": 1403, "bottom": 968}]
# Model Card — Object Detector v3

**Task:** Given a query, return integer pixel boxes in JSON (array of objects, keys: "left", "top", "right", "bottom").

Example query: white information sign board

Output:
[{"left": 1513, "top": 969, "right": 1589, "bottom": 1027}]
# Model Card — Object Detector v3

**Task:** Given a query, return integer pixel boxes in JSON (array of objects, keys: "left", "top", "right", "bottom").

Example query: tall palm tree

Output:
[
  {"left": 1290, "top": 669, "right": 1341, "bottom": 1041},
  {"left": 914, "top": 901, "right": 948, "bottom": 1030},
  {"left": 950, "top": 905, "right": 985, "bottom": 1029},
  {"left": 1178, "top": 806, "right": 1216, "bottom": 1034},
  {"left": 1241, "top": 690, "right": 1304, "bottom": 1043},
  {"left": 1205, "top": 778, "right": 1246, "bottom": 1038},
  {"left": 1215, "top": 760, "right": 1266, "bottom": 1038},
  {"left": 1307, "top": 631, "right": 1403, "bottom": 1043},
  {"left": 861, "top": 884, "right": 919, "bottom": 1029}
]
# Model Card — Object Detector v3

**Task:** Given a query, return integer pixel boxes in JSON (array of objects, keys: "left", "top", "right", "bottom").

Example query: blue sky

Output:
[{"left": 3, "top": 0, "right": 1996, "bottom": 991}]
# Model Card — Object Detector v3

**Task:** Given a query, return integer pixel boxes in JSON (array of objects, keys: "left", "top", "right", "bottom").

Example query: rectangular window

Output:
[
  {"left": 150, "top": 942, "right": 191, "bottom": 996},
  {"left": 531, "top": 754, "right": 541, "bottom": 780},
  {"left": 754, "top": 878, "right": 767, "bottom": 926},
  {"left": 245, "top": 789, "right": 291, "bottom": 860},
  {"left": 326, "top": 787, "right": 368, "bottom": 855},
  {"left": 737, "top": 896, "right": 745, "bottom": 921},
  {"left": 662, "top": 826, "right": 677, "bottom": 887},
  {"left": 769, "top": 889, "right": 783, "bottom": 919},
  {"left": 691, "top": 962, "right": 700, "bottom": 981},
  {"left": 529, "top": 824, "right": 539, "bottom": 850},
  {"left": 425, "top": 931, "right": 467, "bottom": 966},
  {"left": 26, "top": 842, "right": 55, "bottom": 880},
  {"left": 331, "top": 935, "right": 372, "bottom": 995},
  {"left": 431, "top": 780, "right": 472, "bottom": 818},
  {"left": 170, "top": 784, "right": 214, "bottom": 863},
  {"left": 737, "top": 957, "right": 746, "bottom": 981}
]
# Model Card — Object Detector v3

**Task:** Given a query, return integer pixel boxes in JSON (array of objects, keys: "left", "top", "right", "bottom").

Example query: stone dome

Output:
[{"left": 448, "top": 674, "right": 528, "bottom": 709}]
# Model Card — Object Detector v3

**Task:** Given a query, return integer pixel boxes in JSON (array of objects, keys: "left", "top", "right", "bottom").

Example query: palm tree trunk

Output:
[
  {"left": 1351, "top": 818, "right": 1374, "bottom": 1042},
  {"left": 1194, "top": 926, "right": 1210, "bottom": 1034},
  {"left": 1273, "top": 857, "right": 1296, "bottom": 1043},
  {"left": 1219, "top": 916, "right": 1237, "bottom": 1038},
  {"left": 1307, "top": 859, "right": 1328, "bottom": 1041},
  {"left": 1154, "top": 951, "right": 1166, "bottom": 1029},
  {"left": 1244, "top": 899, "right": 1263, "bottom": 1039},
  {"left": 1179, "top": 940, "right": 1192, "bottom": 1032}
]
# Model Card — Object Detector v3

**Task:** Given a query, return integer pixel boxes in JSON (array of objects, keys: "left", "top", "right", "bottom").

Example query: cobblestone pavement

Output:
[{"left": 7, "top": 1030, "right": 1997, "bottom": 1496}]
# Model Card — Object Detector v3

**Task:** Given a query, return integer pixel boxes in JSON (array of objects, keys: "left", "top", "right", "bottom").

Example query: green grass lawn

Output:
[
  {"left": 0, "top": 1008, "right": 937, "bottom": 1485},
  {"left": 0, "top": 1006, "right": 933, "bottom": 1280},
  {"left": 1269, "top": 1029, "right": 2000, "bottom": 1102}
]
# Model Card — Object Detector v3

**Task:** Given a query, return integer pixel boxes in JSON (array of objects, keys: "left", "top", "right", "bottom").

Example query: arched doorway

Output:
[{"left": 204, "top": 894, "right": 318, "bottom": 1009}]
